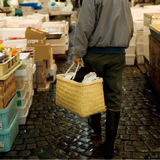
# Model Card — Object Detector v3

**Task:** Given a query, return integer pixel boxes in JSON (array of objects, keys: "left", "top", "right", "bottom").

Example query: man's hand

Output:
[{"left": 74, "top": 57, "right": 81, "bottom": 65}]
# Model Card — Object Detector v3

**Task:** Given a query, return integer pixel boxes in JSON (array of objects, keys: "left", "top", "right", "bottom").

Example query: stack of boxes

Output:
[
  {"left": 21, "top": 6, "right": 34, "bottom": 16},
  {"left": 25, "top": 27, "right": 56, "bottom": 90},
  {"left": 0, "top": 73, "right": 19, "bottom": 152},
  {"left": 39, "top": 0, "right": 49, "bottom": 14},
  {"left": 143, "top": 13, "right": 160, "bottom": 61},
  {"left": 15, "top": 52, "right": 35, "bottom": 125},
  {"left": 125, "top": 34, "right": 136, "bottom": 65}
]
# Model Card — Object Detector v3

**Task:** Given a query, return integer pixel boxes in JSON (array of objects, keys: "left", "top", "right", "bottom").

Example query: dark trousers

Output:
[{"left": 83, "top": 52, "right": 125, "bottom": 111}]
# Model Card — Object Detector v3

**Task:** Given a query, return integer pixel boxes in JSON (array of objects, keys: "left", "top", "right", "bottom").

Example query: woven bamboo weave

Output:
[{"left": 56, "top": 74, "right": 106, "bottom": 118}]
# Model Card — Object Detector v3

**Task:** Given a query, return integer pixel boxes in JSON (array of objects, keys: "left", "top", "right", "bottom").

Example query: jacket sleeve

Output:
[{"left": 73, "top": 0, "right": 96, "bottom": 58}]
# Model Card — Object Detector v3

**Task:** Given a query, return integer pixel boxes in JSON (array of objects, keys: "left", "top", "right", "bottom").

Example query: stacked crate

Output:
[
  {"left": 39, "top": 0, "right": 49, "bottom": 14},
  {"left": 21, "top": 6, "right": 34, "bottom": 16},
  {"left": 125, "top": 34, "right": 136, "bottom": 65},
  {"left": 0, "top": 73, "right": 19, "bottom": 152},
  {"left": 15, "top": 53, "right": 35, "bottom": 125}
]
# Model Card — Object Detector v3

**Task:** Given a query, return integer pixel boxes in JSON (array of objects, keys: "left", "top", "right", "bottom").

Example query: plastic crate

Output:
[
  {"left": 125, "top": 54, "right": 135, "bottom": 65},
  {"left": 51, "top": 43, "right": 66, "bottom": 55},
  {"left": 16, "top": 82, "right": 27, "bottom": 98},
  {"left": 125, "top": 44, "right": 136, "bottom": 55},
  {"left": 17, "top": 91, "right": 28, "bottom": 107},
  {"left": 15, "top": 64, "right": 30, "bottom": 77},
  {"left": 0, "top": 113, "right": 19, "bottom": 152},
  {"left": 0, "top": 95, "right": 17, "bottom": 131},
  {"left": 15, "top": 76, "right": 24, "bottom": 89},
  {"left": 136, "top": 43, "right": 143, "bottom": 53},
  {"left": 19, "top": 107, "right": 29, "bottom": 125},
  {"left": 17, "top": 98, "right": 29, "bottom": 116},
  {"left": 136, "top": 52, "right": 144, "bottom": 64},
  {"left": 0, "top": 53, "right": 20, "bottom": 76}
]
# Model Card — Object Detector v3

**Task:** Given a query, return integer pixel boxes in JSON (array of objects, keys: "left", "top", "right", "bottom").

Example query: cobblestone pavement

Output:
[{"left": 1, "top": 29, "right": 160, "bottom": 159}]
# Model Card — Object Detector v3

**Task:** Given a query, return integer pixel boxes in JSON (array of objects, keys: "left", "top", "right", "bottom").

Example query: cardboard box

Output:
[
  {"left": 33, "top": 75, "right": 46, "bottom": 83},
  {"left": 25, "top": 27, "right": 45, "bottom": 39},
  {"left": 33, "top": 43, "right": 51, "bottom": 60},
  {"left": 33, "top": 70, "right": 46, "bottom": 78},
  {"left": 33, "top": 82, "right": 47, "bottom": 89},
  {"left": 27, "top": 37, "right": 46, "bottom": 46}
]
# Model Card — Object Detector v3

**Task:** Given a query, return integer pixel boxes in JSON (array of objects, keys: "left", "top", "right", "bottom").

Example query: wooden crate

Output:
[{"left": 149, "top": 35, "right": 160, "bottom": 97}]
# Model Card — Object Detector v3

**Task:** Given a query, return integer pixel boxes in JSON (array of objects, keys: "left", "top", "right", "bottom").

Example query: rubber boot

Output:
[
  {"left": 100, "top": 109, "right": 120, "bottom": 159},
  {"left": 88, "top": 113, "right": 101, "bottom": 136}
]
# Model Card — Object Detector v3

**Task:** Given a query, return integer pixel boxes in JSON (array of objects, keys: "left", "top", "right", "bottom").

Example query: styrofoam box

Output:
[
  {"left": 17, "top": 98, "right": 29, "bottom": 116},
  {"left": 134, "top": 20, "right": 144, "bottom": 31},
  {"left": 19, "top": 107, "right": 29, "bottom": 125},
  {"left": 125, "top": 54, "right": 135, "bottom": 65},
  {"left": 41, "top": 21, "right": 69, "bottom": 33},
  {"left": 46, "top": 34, "right": 65, "bottom": 45},
  {"left": 39, "top": 0, "right": 50, "bottom": 2},
  {"left": 0, "top": 113, "right": 19, "bottom": 152},
  {"left": 2, "top": 39, "right": 27, "bottom": 48},
  {"left": 143, "top": 34, "right": 149, "bottom": 44},
  {"left": 125, "top": 44, "right": 136, "bottom": 55},
  {"left": 33, "top": 13, "right": 49, "bottom": 22},
  {"left": 51, "top": 43, "right": 66, "bottom": 55},
  {"left": 136, "top": 43, "right": 143, "bottom": 53},
  {"left": 0, "top": 28, "right": 26, "bottom": 39},
  {"left": 136, "top": 54, "right": 144, "bottom": 64},
  {"left": 15, "top": 65, "right": 30, "bottom": 77},
  {"left": 19, "top": 20, "right": 40, "bottom": 28},
  {"left": 143, "top": 44, "right": 150, "bottom": 55},
  {"left": 50, "top": 10, "right": 61, "bottom": 16},
  {"left": 0, "top": 95, "right": 17, "bottom": 131},
  {"left": 16, "top": 82, "right": 27, "bottom": 98},
  {"left": 17, "top": 91, "right": 28, "bottom": 107},
  {"left": 130, "top": 34, "right": 136, "bottom": 45},
  {"left": 135, "top": 31, "right": 143, "bottom": 43},
  {"left": 21, "top": 6, "right": 34, "bottom": 12}
]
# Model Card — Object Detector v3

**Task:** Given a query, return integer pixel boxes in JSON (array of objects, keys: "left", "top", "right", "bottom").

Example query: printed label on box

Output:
[
  {"left": 0, "top": 142, "right": 4, "bottom": 150},
  {"left": 0, "top": 121, "right": 2, "bottom": 130},
  {"left": 28, "top": 40, "right": 39, "bottom": 44}
]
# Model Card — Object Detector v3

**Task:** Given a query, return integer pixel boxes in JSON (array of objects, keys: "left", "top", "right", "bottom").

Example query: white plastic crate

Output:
[
  {"left": 130, "top": 34, "right": 136, "bottom": 45},
  {"left": 17, "top": 98, "right": 29, "bottom": 116},
  {"left": 143, "top": 34, "right": 150, "bottom": 44},
  {"left": 136, "top": 43, "right": 143, "bottom": 53},
  {"left": 135, "top": 31, "right": 143, "bottom": 43},
  {"left": 15, "top": 65, "right": 30, "bottom": 77},
  {"left": 143, "top": 44, "right": 150, "bottom": 56},
  {"left": 17, "top": 91, "right": 28, "bottom": 107},
  {"left": 18, "top": 107, "right": 29, "bottom": 125},
  {"left": 134, "top": 20, "right": 144, "bottom": 31},
  {"left": 51, "top": 43, "right": 66, "bottom": 55},
  {"left": 136, "top": 52, "right": 144, "bottom": 64},
  {"left": 16, "top": 83, "right": 27, "bottom": 98},
  {"left": 125, "top": 44, "right": 136, "bottom": 55},
  {"left": 15, "top": 76, "right": 24, "bottom": 89},
  {"left": 125, "top": 54, "right": 135, "bottom": 65}
]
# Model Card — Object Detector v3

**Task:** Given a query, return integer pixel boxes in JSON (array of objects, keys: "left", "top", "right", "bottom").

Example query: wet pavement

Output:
[{"left": 1, "top": 28, "right": 160, "bottom": 159}]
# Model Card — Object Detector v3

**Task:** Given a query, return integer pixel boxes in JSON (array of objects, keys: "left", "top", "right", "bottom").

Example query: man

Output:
[{"left": 73, "top": 0, "right": 133, "bottom": 159}]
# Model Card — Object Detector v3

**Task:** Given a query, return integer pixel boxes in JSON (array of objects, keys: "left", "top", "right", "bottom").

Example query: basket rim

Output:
[{"left": 56, "top": 74, "right": 103, "bottom": 86}]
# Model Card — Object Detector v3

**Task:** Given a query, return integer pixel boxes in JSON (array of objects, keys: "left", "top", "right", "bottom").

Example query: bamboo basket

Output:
[{"left": 56, "top": 63, "right": 106, "bottom": 118}]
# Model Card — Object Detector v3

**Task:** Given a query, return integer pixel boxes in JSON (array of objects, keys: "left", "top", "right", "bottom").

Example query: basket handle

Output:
[{"left": 64, "top": 62, "right": 83, "bottom": 80}]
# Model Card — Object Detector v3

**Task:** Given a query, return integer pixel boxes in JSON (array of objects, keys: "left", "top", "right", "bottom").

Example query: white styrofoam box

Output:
[
  {"left": 41, "top": 11, "right": 49, "bottom": 14},
  {"left": 50, "top": 10, "right": 61, "bottom": 16},
  {"left": 20, "top": 53, "right": 30, "bottom": 64},
  {"left": 134, "top": 20, "right": 144, "bottom": 31},
  {"left": 51, "top": 43, "right": 66, "bottom": 55},
  {"left": 130, "top": 34, "right": 136, "bottom": 45},
  {"left": 41, "top": 21, "right": 69, "bottom": 33},
  {"left": 21, "top": 6, "right": 34, "bottom": 12},
  {"left": 144, "top": 26, "right": 150, "bottom": 33},
  {"left": 15, "top": 64, "right": 30, "bottom": 77},
  {"left": 125, "top": 44, "right": 136, "bottom": 55},
  {"left": 143, "top": 44, "right": 150, "bottom": 55},
  {"left": 2, "top": 39, "right": 27, "bottom": 48},
  {"left": 136, "top": 43, "right": 143, "bottom": 53},
  {"left": 41, "top": 7, "right": 48, "bottom": 11},
  {"left": 125, "top": 54, "right": 135, "bottom": 65},
  {"left": 19, "top": 107, "right": 29, "bottom": 125},
  {"left": 19, "top": 20, "right": 41, "bottom": 28},
  {"left": 33, "top": 13, "right": 49, "bottom": 22},
  {"left": 22, "top": 12, "right": 33, "bottom": 16},
  {"left": 0, "top": 13, "right": 6, "bottom": 16},
  {"left": 0, "top": 28, "right": 26, "bottom": 39},
  {"left": 17, "top": 98, "right": 29, "bottom": 116},
  {"left": 41, "top": 2, "right": 48, "bottom": 8},
  {"left": 46, "top": 34, "right": 65, "bottom": 45},
  {"left": 135, "top": 31, "right": 143, "bottom": 43},
  {"left": 61, "top": 10, "right": 72, "bottom": 15},
  {"left": 46, "top": 64, "right": 57, "bottom": 83},
  {"left": 136, "top": 54, "right": 144, "bottom": 64},
  {"left": 143, "top": 34, "right": 149, "bottom": 44}
]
